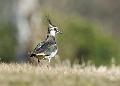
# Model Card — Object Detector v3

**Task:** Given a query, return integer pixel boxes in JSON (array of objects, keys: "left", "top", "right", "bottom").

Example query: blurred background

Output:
[{"left": 0, "top": 0, "right": 120, "bottom": 66}]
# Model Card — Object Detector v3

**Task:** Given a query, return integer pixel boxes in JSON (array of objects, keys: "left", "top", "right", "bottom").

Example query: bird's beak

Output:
[
  {"left": 57, "top": 29, "right": 62, "bottom": 34},
  {"left": 59, "top": 30, "right": 62, "bottom": 34}
]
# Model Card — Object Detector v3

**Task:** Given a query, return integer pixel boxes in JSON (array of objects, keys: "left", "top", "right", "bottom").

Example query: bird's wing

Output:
[
  {"left": 33, "top": 41, "right": 45, "bottom": 55},
  {"left": 33, "top": 41, "right": 57, "bottom": 56},
  {"left": 33, "top": 42, "right": 44, "bottom": 52},
  {"left": 44, "top": 44, "right": 57, "bottom": 56}
]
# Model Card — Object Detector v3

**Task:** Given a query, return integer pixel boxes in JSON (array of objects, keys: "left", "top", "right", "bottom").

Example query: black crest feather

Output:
[{"left": 46, "top": 15, "right": 53, "bottom": 25}]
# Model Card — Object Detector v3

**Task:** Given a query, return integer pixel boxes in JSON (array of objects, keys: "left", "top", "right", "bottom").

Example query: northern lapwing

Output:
[{"left": 30, "top": 17, "right": 62, "bottom": 63}]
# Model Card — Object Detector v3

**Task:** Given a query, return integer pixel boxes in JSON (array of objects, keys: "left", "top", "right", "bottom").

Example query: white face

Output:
[
  {"left": 48, "top": 23, "right": 62, "bottom": 36},
  {"left": 49, "top": 24, "right": 58, "bottom": 36},
  {"left": 50, "top": 28, "right": 56, "bottom": 36}
]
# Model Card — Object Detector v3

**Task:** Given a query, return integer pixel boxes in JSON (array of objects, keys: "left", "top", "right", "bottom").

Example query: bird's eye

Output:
[{"left": 54, "top": 28, "right": 56, "bottom": 31}]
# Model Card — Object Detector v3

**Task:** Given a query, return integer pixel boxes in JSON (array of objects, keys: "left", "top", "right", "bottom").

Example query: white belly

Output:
[
  {"left": 45, "top": 49, "right": 58, "bottom": 59},
  {"left": 50, "top": 49, "right": 58, "bottom": 58},
  {"left": 44, "top": 49, "right": 58, "bottom": 62}
]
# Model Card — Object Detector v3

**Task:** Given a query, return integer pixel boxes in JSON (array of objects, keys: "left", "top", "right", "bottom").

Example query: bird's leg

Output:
[
  {"left": 38, "top": 59, "right": 40, "bottom": 63},
  {"left": 38, "top": 59, "right": 40, "bottom": 66},
  {"left": 38, "top": 59, "right": 43, "bottom": 66},
  {"left": 47, "top": 57, "right": 51, "bottom": 68},
  {"left": 48, "top": 58, "right": 51, "bottom": 63}
]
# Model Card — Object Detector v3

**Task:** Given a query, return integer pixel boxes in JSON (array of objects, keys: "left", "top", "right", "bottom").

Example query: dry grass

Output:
[{"left": 0, "top": 62, "right": 120, "bottom": 86}]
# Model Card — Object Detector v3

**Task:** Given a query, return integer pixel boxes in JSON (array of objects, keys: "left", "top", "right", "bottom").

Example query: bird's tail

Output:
[
  {"left": 30, "top": 53, "right": 36, "bottom": 57},
  {"left": 28, "top": 51, "right": 36, "bottom": 57}
]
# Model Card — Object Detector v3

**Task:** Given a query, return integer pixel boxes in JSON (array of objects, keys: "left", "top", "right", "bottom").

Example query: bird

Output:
[{"left": 29, "top": 17, "right": 62, "bottom": 64}]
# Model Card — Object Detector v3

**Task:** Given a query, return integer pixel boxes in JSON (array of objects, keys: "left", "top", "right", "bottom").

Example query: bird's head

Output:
[{"left": 47, "top": 17, "right": 62, "bottom": 36}]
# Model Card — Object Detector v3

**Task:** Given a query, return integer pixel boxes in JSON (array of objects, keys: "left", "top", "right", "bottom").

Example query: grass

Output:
[{"left": 0, "top": 62, "right": 120, "bottom": 86}]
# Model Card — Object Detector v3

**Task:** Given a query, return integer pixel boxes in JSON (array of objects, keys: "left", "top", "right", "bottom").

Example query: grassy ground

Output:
[{"left": 0, "top": 63, "right": 120, "bottom": 86}]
